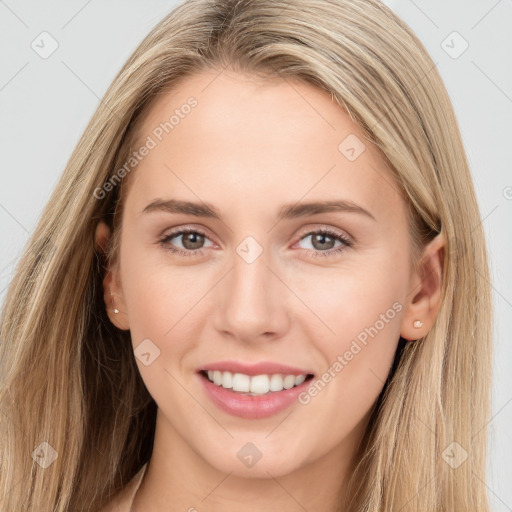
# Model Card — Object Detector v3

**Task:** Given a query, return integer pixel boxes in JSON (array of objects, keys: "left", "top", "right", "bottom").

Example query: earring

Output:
[
  {"left": 413, "top": 320, "right": 423, "bottom": 328},
  {"left": 110, "top": 290, "right": 120, "bottom": 314}
]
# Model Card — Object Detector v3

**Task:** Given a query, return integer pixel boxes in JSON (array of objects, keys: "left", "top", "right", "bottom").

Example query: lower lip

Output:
[{"left": 198, "top": 372, "right": 313, "bottom": 419}]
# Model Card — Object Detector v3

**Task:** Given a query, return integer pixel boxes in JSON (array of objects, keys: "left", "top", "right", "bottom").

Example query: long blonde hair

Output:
[{"left": 0, "top": 0, "right": 492, "bottom": 510}]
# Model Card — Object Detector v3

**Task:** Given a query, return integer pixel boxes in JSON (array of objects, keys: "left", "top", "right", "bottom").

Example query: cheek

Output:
[
  {"left": 292, "top": 256, "right": 405, "bottom": 413},
  {"left": 119, "top": 258, "right": 207, "bottom": 401},
  {"left": 119, "top": 241, "right": 207, "bottom": 340},
  {"left": 292, "top": 255, "right": 405, "bottom": 348}
]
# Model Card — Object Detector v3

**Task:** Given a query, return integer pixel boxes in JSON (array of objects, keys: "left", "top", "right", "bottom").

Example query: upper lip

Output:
[{"left": 198, "top": 360, "right": 314, "bottom": 377}]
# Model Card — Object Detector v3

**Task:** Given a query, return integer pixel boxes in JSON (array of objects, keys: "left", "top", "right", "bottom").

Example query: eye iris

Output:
[
  {"left": 182, "top": 232, "right": 204, "bottom": 250},
  {"left": 311, "top": 233, "right": 335, "bottom": 250}
]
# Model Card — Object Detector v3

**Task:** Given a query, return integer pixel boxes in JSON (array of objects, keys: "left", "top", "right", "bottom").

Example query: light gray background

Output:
[{"left": 1, "top": 0, "right": 511, "bottom": 509}]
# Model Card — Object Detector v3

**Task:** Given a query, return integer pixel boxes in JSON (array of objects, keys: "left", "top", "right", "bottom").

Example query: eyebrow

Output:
[{"left": 142, "top": 198, "right": 376, "bottom": 222}]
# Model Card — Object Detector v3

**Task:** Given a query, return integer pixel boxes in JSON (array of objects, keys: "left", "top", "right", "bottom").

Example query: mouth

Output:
[{"left": 198, "top": 369, "right": 315, "bottom": 396}]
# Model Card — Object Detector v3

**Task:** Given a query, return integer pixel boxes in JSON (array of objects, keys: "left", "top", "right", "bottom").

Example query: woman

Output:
[{"left": 0, "top": 0, "right": 493, "bottom": 510}]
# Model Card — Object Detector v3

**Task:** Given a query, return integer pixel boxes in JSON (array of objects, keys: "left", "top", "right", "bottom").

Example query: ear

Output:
[
  {"left": 400, "top": 232, "right": 446, "bottom": 341},
  {"left": 95, "top": 220, "right": 130, "bottom": 331}
]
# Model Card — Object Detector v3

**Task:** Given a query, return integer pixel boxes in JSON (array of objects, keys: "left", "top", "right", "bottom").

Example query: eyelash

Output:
[{"left": 159, "top": 227, "right": 352, "bottom": 259}]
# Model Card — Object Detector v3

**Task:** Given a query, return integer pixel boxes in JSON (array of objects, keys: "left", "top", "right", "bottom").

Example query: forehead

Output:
[{"left": 126, "top": 69, "right": 404, "bottom": 225}]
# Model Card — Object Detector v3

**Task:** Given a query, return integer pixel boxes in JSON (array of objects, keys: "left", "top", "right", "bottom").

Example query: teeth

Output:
[
  {"left": 205, "top": 370, "right": 309, "bottom": 395},
  {"left": 294, "top": 374, "right": 306, "bottom": 386},
  {"left": 233, "top": 372, "right": 250, "bottom": 392}
]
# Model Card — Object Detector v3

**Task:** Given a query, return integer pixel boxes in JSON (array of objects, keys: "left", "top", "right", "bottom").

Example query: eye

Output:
[
  {"left": 159, "top": 227, "right": 214, "bottom": 257},
  {"left": 159, "top": 226, "right": 352, "bottom": 258},
  {"left": 295, "top": 228, "right": 352, "bottom": 258}
]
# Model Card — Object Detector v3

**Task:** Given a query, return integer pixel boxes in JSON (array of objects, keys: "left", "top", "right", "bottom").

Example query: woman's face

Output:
[{"left": 102, "top": 69, "right": 425, "bottom": 479}]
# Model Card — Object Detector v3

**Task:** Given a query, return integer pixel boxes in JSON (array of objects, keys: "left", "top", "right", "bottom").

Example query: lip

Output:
[
  {"left": 198, "top": 371, "right": 314, "bottom": 419},
  {"left": 197, "top": 360, "right": 313, "bottom": 376}
]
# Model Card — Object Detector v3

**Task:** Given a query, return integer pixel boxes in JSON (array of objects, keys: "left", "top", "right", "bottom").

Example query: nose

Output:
[{"left": 213, "top": 246, "right": 290, "bottom": 344}]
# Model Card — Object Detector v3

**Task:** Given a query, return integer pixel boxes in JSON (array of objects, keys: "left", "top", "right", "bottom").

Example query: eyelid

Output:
[
  {"left": 295, "top": 224, "right": 352, "bottom": 241},
  {"left": 160, "top": 225, "right": 216, "bottom": 242},
  {"left": 159, "top": 224, "right": 351, "bottom": 243}
]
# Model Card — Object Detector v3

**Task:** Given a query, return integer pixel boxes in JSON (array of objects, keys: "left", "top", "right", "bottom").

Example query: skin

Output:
[{"left": 95, "top": 69, "right": 445, "bottom": 511}]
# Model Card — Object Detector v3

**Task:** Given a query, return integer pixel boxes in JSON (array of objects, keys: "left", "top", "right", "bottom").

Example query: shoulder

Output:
[{"left": 97, "top": 464, "right": 147, "bottom": 512}]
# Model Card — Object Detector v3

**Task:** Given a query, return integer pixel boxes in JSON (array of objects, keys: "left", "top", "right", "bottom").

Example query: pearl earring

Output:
[
  {"left": 413, "top": 320, "right": 423, "bottom": 328},
  {"left": 114, "top": 308, "right": 120, "bottom": 314}
]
